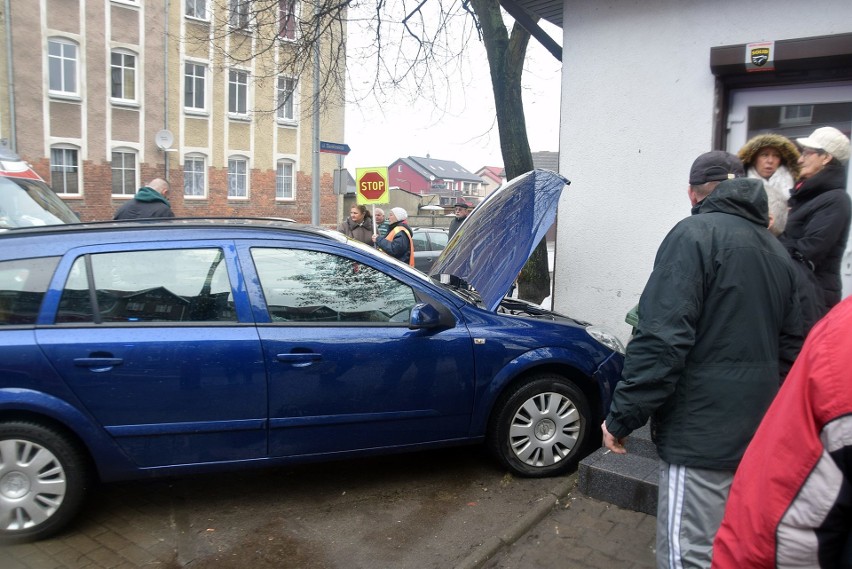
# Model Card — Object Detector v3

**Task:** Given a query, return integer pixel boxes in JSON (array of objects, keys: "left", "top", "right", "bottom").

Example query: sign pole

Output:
[{"left": 311, "top": 34, "right": 320, "bottom": 226}]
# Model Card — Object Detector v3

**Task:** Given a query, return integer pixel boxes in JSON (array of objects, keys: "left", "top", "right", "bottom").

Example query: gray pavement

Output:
[
  {"left": 463, "top": 473, "right": 657, "bottom": 569},
  {"left": 0, "top": 464, "right": 656, "bottom": 569}
]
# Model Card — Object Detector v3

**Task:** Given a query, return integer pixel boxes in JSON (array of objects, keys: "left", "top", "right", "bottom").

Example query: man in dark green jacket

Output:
[
  {"left": 114, "top": 178, "right": 175, "bottom": 220},
  {"left": 601, "top": 151, "right": 803, "bottom": 569}
]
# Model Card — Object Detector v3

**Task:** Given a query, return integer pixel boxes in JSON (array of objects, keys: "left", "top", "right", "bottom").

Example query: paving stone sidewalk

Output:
[{"left": 473, "top": 477, "right": 657, "bottom": 569}]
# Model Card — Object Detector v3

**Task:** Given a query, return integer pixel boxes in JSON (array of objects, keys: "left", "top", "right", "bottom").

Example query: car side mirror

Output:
[{"left": 408, "top": 303, "right": 441, "bottom": 329}]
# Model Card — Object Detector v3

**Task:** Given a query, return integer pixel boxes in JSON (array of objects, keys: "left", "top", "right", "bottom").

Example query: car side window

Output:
[
  {"left": 55, "top": 248, "right": 236, "bottom": 323},
  {"left": 430, "top": 231, "right": 448, "bottom": 251},
  {"left": 251, "top": 247, "right": 416, "bottom": 323},
  {"left": 0, "top": 257, "right": 60, "bottom": 325},
  {"left": 412, "top": 231, "right": 429, "bottom": 252}
]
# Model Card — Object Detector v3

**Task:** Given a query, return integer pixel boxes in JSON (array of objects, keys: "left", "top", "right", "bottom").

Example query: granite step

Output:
[{"left": 577, "top": 422, "right": 658, "bottom": 516}]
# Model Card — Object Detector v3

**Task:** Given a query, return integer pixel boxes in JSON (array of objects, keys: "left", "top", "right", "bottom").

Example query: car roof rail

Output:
[{"left": 0, "top": 217, "right": 340, "bottom": 240}]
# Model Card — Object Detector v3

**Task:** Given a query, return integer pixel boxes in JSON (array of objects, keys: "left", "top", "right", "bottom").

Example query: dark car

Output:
[
  {"left": 0, "top": 147, "right": 80, "bottom": 229},
  {"left": 412, "top": 226, "right": 449, "bottom": 272},
  {"left": 0, "top": 170, "right": 624, "bottom": 543}
]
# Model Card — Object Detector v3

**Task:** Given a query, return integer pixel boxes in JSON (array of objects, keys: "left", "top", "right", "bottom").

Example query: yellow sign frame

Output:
[{"left": 355, "top": 167, "right": 390, "bottom": 205}]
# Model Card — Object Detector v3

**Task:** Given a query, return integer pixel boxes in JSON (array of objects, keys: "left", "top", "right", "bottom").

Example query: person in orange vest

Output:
[{"left": 373, "top": 207, "right": 414, "bottom": 266}]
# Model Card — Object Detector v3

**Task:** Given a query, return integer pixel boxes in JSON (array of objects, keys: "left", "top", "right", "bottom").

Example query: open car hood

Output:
[{"left": 428, "top": 169, "right": 570, "bottom": 311}]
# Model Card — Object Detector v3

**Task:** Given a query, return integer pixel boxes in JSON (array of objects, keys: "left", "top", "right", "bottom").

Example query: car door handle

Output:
[
  {"left": 74, "top": 357, "right": 124, "bottom": 372},
  {"left": 276, "top": 353, "right": 322, "bottom": 368}
]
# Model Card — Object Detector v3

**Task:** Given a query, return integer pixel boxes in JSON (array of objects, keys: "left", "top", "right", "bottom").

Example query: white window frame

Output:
[
  {"left": 276, "top": 76, "right": 297, "bottom": 123},
  {"left": 111, "top": 148, "right": 138, "bottom": 196},
  {"left": 110, "top": 50, "right": 137, "bottom": 104},
  {"left": 50, "top": 145, "right": 81, "bottom": 195},
  {"left": 276, "top": 159, "right": 295, "bottom": 200},
  {"left": 185, "top": 0, "right": 209, "bottom": 21},
  {"left": 228, "top": 69, "right": 249, "bottom": 117},
  {"left": 184, "top": 61, "right": 208, "bottom": 113},
  {"left": 47, "top": 38, "right": 79, "bottom": 97},
  {"left": 278, "top": 0, "right": 298, "bottom": 41},
  {"left": 228, "top": 156, "right": 249, "bottom": 199},
  {"left": 184, "top": 154, "right": 207, "bottom": 198}
]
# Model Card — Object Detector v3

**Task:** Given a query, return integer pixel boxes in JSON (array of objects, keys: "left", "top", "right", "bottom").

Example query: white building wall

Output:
[{"left": 553, "top": 0, "right": 852, "bottom": 342}]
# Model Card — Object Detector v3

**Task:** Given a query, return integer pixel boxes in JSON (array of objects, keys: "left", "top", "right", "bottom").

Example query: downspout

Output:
[
  {"left": 4, "top": 0, "right": 17, "bottom": 151},
  {"left": 163, "top": 0, "right": 170, "bottom": 180}
]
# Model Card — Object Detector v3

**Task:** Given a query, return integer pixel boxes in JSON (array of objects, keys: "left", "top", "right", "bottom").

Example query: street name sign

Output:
[{"left": 319, "top": 141, "right": 351, "bottom": 155}]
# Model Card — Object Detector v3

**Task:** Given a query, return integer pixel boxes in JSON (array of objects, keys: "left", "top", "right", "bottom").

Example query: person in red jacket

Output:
[{"left": 712, "top": 295, "right": 852, "bottom": 568}]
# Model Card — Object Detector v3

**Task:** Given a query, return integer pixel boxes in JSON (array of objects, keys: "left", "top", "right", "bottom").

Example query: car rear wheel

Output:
[
  {"left": 488, "top": 375, "right": 591, "bottom": 477},
  {"left": 0, "top": 422, "right": 90, "bottom": 544}
]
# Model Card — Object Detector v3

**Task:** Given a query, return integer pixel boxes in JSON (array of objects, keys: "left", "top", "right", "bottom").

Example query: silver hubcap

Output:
[
  {"left": 509, "top": 392, "right": 581, "bottom": 467},
  {"left": 0, "top": 439, "right": 67, "bottom": 531}
]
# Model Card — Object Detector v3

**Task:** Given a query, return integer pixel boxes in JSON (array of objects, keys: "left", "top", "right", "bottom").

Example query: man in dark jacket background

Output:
[
  {"left": 601, "top": 151, "right": 803, "bottom": 568},
  {"left": 114, "top": 178, "right": 175, "bottom": 220},
  {"left": 448, "top": 201, "right": 471, "bottom": 239},
  {"left": 779, "top": 126, "right": 850, "bottom": 315}
]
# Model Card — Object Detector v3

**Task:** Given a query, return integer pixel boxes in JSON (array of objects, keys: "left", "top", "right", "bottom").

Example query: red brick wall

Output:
[{"left": 30, "top": 159, "right": 338, "bottom": 227}]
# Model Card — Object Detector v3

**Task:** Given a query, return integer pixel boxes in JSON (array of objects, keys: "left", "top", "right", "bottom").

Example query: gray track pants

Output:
[{"left": 656, "top": 461, "right": 734, "bottom": 569}]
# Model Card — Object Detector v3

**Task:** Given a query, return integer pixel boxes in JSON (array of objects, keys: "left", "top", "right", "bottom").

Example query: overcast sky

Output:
[{"left": 341, "top": 11, "right": 562, "bottom": 174}]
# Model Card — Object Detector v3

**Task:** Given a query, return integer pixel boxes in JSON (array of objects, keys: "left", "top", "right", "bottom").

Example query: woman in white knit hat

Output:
[
  {"left": 779, "top": 126, "right": 851, "bottom": 315},
  {"left": 372, "top": 207, "right": 414, "bottom": 266}
]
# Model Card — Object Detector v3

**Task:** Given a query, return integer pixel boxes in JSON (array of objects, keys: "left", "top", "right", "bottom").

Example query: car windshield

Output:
[{"left": 0, "top": 176, "right": 79, "bottom": 228}]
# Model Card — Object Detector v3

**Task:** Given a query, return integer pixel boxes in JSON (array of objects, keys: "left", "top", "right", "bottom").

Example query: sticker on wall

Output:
[{"left": 745, "top": 41, "right": 775, "bottom": 72}]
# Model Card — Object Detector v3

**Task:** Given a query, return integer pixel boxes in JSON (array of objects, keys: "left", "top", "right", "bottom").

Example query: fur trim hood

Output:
[{"left": 738, "top": 134, "right": 801, "bottom": 179}]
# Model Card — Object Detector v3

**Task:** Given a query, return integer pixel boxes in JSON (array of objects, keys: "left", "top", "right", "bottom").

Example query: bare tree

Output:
[
  {"left": 196, "top": 0, "right": 554, "bottom": 302},
  {"left": 188, "top": 0, "right": 350, "bottom": 116}
]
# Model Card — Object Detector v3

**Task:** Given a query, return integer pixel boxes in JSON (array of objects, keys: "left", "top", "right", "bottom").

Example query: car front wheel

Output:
[
  {"left": 488, "top": 375, "right": 591, "bottom": 477},
  {"left": 0, "top": 422, "right": 90, "bottom": 544}
]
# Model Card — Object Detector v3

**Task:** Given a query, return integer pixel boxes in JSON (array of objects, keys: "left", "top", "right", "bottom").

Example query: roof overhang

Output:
[{"left": 500, "top": 0, "right": 563, "bottom": 60}]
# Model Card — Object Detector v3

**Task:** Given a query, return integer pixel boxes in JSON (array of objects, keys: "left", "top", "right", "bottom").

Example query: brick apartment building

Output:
[{"left": 0, "top": 0, "right": 345, "bottom": 224}]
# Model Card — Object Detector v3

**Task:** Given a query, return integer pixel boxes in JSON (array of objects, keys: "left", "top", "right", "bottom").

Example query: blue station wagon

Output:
[{"left": 0, "top": 170, "right": 624, "bottom": 543}]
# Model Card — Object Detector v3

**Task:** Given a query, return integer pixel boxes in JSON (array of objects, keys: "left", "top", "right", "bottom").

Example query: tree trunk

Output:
[{"left": 468, "top": 0, "right": 551, "bottom": 304}]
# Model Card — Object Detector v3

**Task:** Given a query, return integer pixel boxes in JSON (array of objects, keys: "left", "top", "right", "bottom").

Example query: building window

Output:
[
  {"left": 110, "top": 51, "right": 137, "bottom": 102},
  {"left": 276, "top": 76, "right": 296, "bottom": 122},
  {"left": 50, "top": 146, "right": 80, "bottom": 195},
  {"left": 111, "top": 150, "right": 137, "bottom": 196},
  {"left": 779, "top": 104, "right": 815, "bottom": 127},
  {"left": 228, "top": 157, "right": 248, "bottom": 198},
  {"left": 228, "top": 70, "right": 248, "bottom": 116},
  {"left": 185, "top": 0, "right": 208, "bottom": 20},
  {"left": 229, "top": 0, "right": 251, "bottom": 29},
  {"left": 185, "top": 62, "right": 207, "bottom": 112},
  {"left": 279, "top": 0, "right": 297, "bottom": 40},
  {"left": 48, "top": 38, "right": 78, "bottom": 96},
  {"left": 184, "top": 155, "right": 207, "bottom": 197},
  {"left": 276, "top": 160, "right": 294, "bottom": 199}
]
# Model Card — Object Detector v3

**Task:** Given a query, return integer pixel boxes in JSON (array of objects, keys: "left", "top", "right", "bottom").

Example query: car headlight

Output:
[{"left": 586, "top": 326, "right": 625, "bottom": 355}]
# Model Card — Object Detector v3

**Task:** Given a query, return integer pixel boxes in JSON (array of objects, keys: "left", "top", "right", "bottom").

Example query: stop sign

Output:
[{"left": 359, "top": 171, "right": 386, "bottom": 201}]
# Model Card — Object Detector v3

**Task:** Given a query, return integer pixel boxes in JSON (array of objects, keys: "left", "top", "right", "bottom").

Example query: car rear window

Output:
[{"left": 0, "top": 257, "right": 60, "bottom": 325}]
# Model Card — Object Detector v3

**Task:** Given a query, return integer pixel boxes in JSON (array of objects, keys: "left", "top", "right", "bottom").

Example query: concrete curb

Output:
[{"left": 454, "top": 471, "right": 578, "bottom": 569}]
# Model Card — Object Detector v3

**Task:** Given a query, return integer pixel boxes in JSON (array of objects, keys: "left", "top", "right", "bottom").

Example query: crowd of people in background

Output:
[
  {"left": 604, "top": 126, "right": 851, "bottom": 569},
  {"left": 332, "top": 200, "right": 474, "bottom": 269}
]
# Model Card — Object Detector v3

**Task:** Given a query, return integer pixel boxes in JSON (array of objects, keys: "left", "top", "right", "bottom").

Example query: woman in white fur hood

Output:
[{"left": 738, "top": 133, "right": 800, "bottom": 233}]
